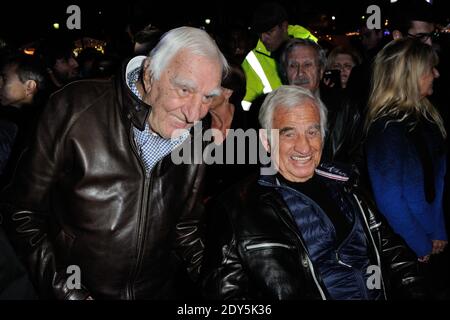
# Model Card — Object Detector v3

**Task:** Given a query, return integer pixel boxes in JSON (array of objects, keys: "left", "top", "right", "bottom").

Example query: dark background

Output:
[{"left": 0, "top": 0, "right": 449, "bottom": 47}]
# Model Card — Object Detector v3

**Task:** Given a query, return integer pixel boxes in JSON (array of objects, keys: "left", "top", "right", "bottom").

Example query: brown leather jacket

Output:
[{"left": 0, "top": 62, "right": 206, "bottom": 299}]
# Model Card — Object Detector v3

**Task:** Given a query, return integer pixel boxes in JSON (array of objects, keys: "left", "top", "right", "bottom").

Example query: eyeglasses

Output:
[
  {"left": 407, "top": 30, "right": 440, "bottom": 43},
  {"left": 331, "top": 63, "right": 354, "bottom": 72}
]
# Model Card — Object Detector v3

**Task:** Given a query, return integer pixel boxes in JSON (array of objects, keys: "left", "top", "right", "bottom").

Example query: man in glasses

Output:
[
  {"left": 390, "top": 0, "right": 438, "bottom": 46},
  {"left": 405, "top": 24, "right": 439, "bottom": 46}
]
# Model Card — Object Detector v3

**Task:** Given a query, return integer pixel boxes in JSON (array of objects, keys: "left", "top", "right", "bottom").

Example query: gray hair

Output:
[
  {"left": 279, "top": 38, "right": 327, "bottom": 83},
  {"left": 147, "top": 26, "right": 229, "bottom": 80},
  {"left": 259, "top": 85, "right": 327, "bottom": 142}
]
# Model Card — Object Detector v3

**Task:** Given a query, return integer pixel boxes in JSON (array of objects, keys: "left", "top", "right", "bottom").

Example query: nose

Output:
[
  {"left": 182, "top": 94, "right": 207, "bottom": 123},
  {"left": 294, "top": 134, "right": 312, "bottom": 154},
  {"left": 291, "top": 65, "right": 305, "bottom": 82},
  {"left": 424, "top": 37, "right": 433, "bottom": 46},
  {"left": 69, "top": 57, "right": 79, "bottom": 69},
  {"left": 433, "top": 67, "right": 440, "bottom": 79},
  {"left": 298, "top": 64, "right": 308, "bottom": 75}
]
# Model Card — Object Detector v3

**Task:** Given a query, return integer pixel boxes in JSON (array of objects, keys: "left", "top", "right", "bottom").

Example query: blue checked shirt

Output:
[{"left": 127, "top": 67, "right": 189, "bottom": 174}]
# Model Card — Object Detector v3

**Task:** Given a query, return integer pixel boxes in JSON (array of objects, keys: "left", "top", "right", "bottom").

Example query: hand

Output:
[
  {"left": 431, "top": 240, "right": 448, "bottom": 255},
  {"left": 418, "top": 255, "right": 430, "bottom": 263},
  {"left": 322, "top": 78, "right": 335, "bottom": 88}
]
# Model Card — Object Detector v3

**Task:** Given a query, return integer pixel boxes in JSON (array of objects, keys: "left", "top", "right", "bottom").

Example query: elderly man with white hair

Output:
[
  {"left": 202, "top": 85, "right": 426, "bottom": 300},
  {"left": 1, "top": 27, "right": 228, "bottom": 300}
]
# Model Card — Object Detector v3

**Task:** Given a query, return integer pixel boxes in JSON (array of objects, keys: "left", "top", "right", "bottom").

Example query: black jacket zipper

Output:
[{"left": 126, "top": 124, "right": 151, "bottom": 299}]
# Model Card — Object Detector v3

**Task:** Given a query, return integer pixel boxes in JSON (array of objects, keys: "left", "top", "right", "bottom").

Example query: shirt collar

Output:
[
  {"left": 118, "top": 57, "right": 150, "bottom": 131},
  {"left": 126, "top": 56, "right": 146, "bottom": 84}
]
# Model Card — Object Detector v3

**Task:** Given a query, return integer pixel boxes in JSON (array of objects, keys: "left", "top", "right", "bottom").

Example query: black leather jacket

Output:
[
  {"left": 321, "top": 86, "right": 365, "bottom": 170},
  {"left": 202, "top": 165, "right": 426, "bottom": 300},
  {"left": 0, "top": 61, "right": 206, "bottom": 299}
]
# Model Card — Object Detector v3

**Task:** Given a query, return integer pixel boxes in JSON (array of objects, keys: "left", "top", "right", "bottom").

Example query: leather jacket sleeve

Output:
[
  {"left": 174, "top": 121, "right": 220, "bottom": 283},
  {"left": 174, "top": 167, "right": 206, "bottom": 283},
  {"left": 201, "top": 198, "right": 250, "bottom": 300},
  {"left": 0, "top": 120, "right": 18, "bottom": 175},
  {"left": 0, "top": 226, "right": 37, "bottom": 299},
  {"left": 1, "top": 203, "right": 91, "bottom": 300},
  {"left": 0, "top": 97, "right": 91, "bottom": 300},
  {"left": 329, "top": 97, "right": 366, "bottom": 171},
  {"left": 355, "top": 190, "right": 428, "bottom": 299}
]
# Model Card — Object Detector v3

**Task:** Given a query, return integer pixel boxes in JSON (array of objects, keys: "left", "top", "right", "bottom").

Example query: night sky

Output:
[{"left": 0, "top": 0, "right": 448, "bottom": 46}]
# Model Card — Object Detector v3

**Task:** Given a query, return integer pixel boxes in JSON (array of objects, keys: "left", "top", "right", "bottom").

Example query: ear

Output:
[
  {"left": 392, "top": 30, "right": 403, "bottom": 40},
  {"left": 142, "top": 58, "right": 153, "bottom": 92},
  {"left": 24, "top": 80, "right": 37, "bottom": 96},
  {"left": 281, "top": 21, "right": 289, "bottom": 33},
  {"left": 259, "top": 128, "right": 271, "bottom": 153},
  {"left": 223, "top": 88, "right": 233, "bottom": 100}
]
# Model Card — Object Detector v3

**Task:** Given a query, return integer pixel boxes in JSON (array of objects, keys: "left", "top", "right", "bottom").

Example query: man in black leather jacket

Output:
[
  {"left": 202, "top": 85, "right": 426, "bottom": 300},
  {"left": 0, "top": 27, "right": 228, "bottom": 299}
]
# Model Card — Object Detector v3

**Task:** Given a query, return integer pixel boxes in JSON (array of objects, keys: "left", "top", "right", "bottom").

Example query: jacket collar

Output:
[
  {"left": 115, "top": 56, "right": 151, "bottom": 131},
  {"left": 255, "top": 39, "right": 271, "bottom": 57},
  {"left": 258, "top": 162, "right": 351, "bottom": 188}
]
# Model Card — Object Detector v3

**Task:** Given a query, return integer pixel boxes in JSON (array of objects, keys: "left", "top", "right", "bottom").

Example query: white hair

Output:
[
  {"left": 258, "top": 85, "right": 328, "bottom": 141},
  {"left": 147, "top": 26, "right": 229, "bottom": 80}
]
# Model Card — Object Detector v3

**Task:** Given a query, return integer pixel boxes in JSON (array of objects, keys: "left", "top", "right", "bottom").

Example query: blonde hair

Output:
[{"left": 365, "top": 38, "right": 445, "bottom": 138}]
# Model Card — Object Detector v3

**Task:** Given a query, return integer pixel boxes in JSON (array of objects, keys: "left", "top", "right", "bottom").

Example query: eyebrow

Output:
[
  {"left": 207, "top": 87, "right": 222, "bottom": 98},
  {"left": 288, "top": 59, "right": 314, "bottom": 65},
  {"left": 279, "top": 127, "right": 294, "bottom": 134},
  {"left": 279, "top": 124, "right": 320, "bottom": 133},
  {"left": 172, "top": 77, "right": 221, "bottom": 97},
  {"left": 172, "top": 77, "right": 197, "bottom": 91}
]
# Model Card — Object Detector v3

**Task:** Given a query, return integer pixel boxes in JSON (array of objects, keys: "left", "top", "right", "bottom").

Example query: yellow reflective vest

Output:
[{"left": 241, "top": 25, "right": 318, "bottom": 110}]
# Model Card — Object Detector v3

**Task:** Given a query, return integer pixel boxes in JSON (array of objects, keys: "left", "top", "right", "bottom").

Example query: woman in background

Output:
[
  {"left": 365, "top": 38, "right": 447, "bottom": 266},
  {"left": 325, "top": 46, "right": 361, "bottom": 89}
]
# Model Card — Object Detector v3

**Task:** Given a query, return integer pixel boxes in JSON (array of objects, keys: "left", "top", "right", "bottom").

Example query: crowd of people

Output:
[{"left": 0, "top": 0, "right": 449, "bottom": 300}]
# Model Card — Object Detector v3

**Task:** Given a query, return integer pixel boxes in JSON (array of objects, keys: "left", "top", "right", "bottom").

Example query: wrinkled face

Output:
[
  {"left": 408, "top": 20, "right": 435, "bottom": 46},
  {"left": 330, "top": 53, "right": 355, "bottom": 88},
  {"left": 53, "top": 56, "right": 79, "bottom": 84},
  {"left": 0, "top": 64, "right": 29, "bottom": 107},
  {"left": 419, "top": 66, "right": 439, "bottom": 98},
  {"left": 286, "top": 46, "right": 323, "bottom": 93},
  {"left": 260, "top": 23, "right": 288, "bottom": 52},
  {"left": 144, "top": 50, "right": 222, "bottom": 139},
  {"left": 270, "top": 101, "right": 323, "bottom": 183}
]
